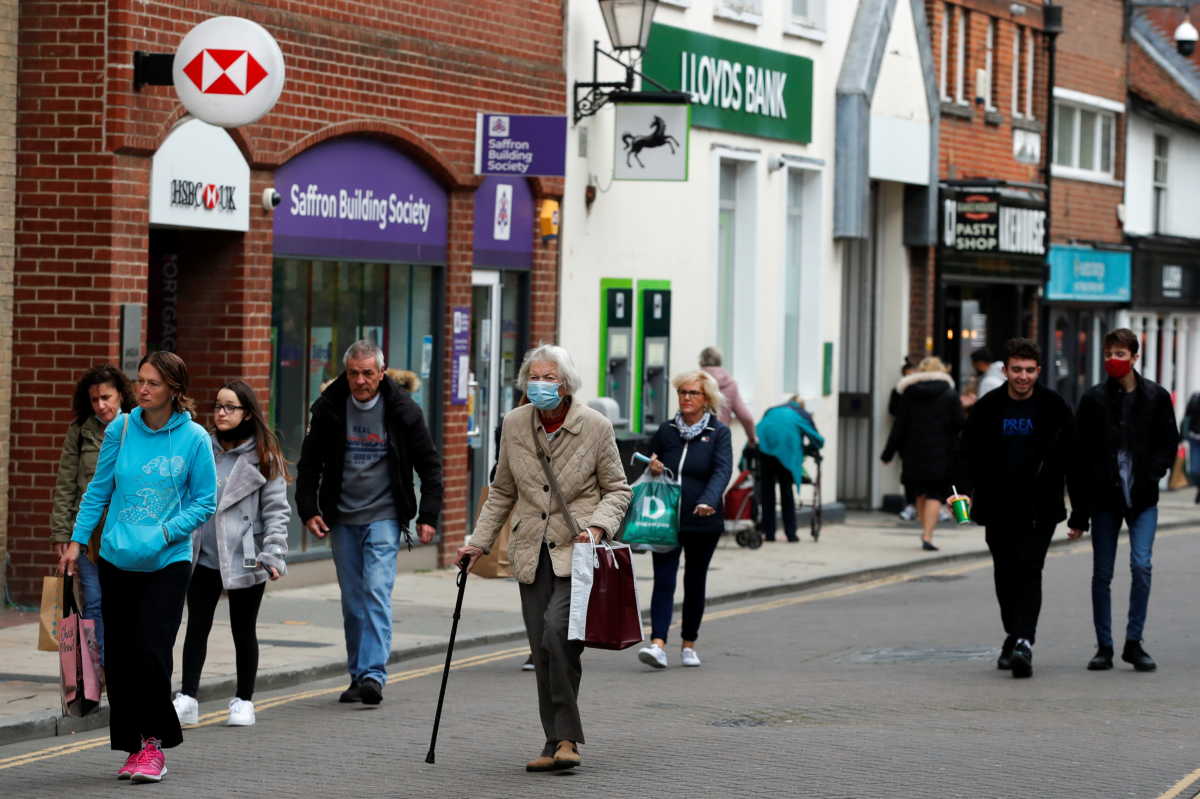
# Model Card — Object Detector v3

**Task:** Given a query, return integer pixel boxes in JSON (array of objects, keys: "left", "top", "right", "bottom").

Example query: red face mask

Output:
[{"left": 1104, "top": 358, "right": 1133, "bottom": 379}]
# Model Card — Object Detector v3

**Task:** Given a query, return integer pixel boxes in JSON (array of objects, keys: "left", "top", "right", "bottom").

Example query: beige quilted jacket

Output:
[{"left": 469, "top": 401, "right": 631, "bottom": 584}]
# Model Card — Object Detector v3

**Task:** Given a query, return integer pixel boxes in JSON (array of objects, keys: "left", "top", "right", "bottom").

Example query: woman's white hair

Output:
[
  {"left": 672, "top": 370, "right": 723, "bottom": 414},
  {"left": 517, "top": 344, "right": 582, "bottom": 395}
]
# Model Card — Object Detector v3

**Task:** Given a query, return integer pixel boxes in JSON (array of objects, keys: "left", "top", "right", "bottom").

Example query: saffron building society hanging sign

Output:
[{"left": 641, "top": 23, "right": 813, "bottom": 144}]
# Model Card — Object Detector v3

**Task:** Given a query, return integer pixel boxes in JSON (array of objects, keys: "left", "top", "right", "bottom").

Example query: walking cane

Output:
[{"left": 425, "top": 556, "right": 470, "bottom": 764}]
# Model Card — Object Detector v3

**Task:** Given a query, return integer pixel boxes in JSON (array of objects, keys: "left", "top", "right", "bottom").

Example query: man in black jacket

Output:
[
  {"left": 297, "top": 340, "right": 443, "bottom": 705},
  {"left": 965, "top": 338, "right": 1073, "bottom": 679},
  {"left": 1068, "top": 328, "right": 1178, "bottom": 673}
]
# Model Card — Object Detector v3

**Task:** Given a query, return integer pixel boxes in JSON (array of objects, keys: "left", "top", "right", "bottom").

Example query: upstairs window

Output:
[
  {"left": 1154, "top": 134, "right": 1169, "bottom": 233},
  {"left": 1013, "top": 25, "right": 1036, "bottom": 119},
  {"left": 1053, "top": 103, "right": 1115, "bottom": 178}
]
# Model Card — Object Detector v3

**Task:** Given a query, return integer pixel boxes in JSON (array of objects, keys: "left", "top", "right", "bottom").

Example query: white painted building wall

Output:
[
  {"left": 1124, "top": 112, "right": 1200, "bottom": 238},
  {"left": 561, "top": 0, "right": 850, "bottom": 501}
]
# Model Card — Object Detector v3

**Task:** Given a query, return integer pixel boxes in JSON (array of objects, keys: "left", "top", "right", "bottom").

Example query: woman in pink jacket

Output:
[{"left": 700, "top": 347, "right": 756, "bottom": 445}]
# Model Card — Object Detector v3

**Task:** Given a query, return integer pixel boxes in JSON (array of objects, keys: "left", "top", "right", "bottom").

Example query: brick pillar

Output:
[
  {"left": 529, "top": 206, "right": 560, "bottom": 347},
  {"left": 437, "top": 189, "right": 474, "bottom": 564},
  {"left": 0, "top": 0, "right": 16, "bottom": 600},
  {"left": 909, "top": 246, "right": 937, "bottom": 358}
]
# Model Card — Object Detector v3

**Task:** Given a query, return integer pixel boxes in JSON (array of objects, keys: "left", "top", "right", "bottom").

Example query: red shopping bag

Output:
[
  {"left": 59, "top": 576, "right": 102, "bottom": 718},
  {"left": 568, "top": 540, "right": 644, "bottom": 651}
]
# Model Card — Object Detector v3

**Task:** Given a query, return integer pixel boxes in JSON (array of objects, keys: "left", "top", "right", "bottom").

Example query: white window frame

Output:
[
  {"left": 984, "top": 18, "right": 996, "bottom": 111},
  {"left": 1024, "top": 29, "right": 1035, "bottom": 119},
  {"left": 784, "top": 0, "right": 826, "bottom": 41},
  {"left": 1051, "top": 88, "right": 1124, "bottom": 185},
  {"left": 781, "top": 165, "right": 824, "bottom": 397},
  {"left": 1012, "top": 25, "right": 1023, "bottom": 118},
  {"left": 712, "top": 149, "right": 760, "bottom": 394},
  {"left": 940, "top": 4, "right": 951, "bottom": 101},
  {"left": 954, "top": 6, "right": 967, "bottom": 105},
  {"left": 1153, "top": 133, "right": 1169, "bottom": 234},
  {"left": 714, "top": 0, "right": 763, "bottom": 26}
]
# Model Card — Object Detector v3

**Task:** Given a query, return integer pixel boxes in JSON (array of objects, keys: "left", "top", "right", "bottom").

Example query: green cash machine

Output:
[
  {"left": 598, "top": 278, "right": 634, "bottom": 429},
  {"left": 637, "top": 281, "right": 671, "bottom": 433}
]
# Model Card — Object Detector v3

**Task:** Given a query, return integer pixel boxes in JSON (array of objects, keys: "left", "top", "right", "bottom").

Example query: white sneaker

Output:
[
  {"left": 637, "top": 643, "right": 668, "bottom": 669},
  {"left": 226, "top": 698, "right": 255, "bottom": 727},
  {"left": 680, "top": 647, "right": 702, "bottom": 667},
  {"left": 172, "top": 693, "right": 198, "bottom": 726},
  {"left": 898, "top": 505, "right": 916, "bottom": 521}
]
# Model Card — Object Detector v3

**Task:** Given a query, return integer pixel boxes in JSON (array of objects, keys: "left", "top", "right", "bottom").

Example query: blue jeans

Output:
[
  {"left": 330, "top": 519, "right": 401, "bottom": 686},
  {"left": 1189, "top": 440, "right": 1200, "bottom": 482},
  {"left": 75, "top": 553, "right": 104, "bottom": 665},
  {"left": 1091, "top": 507, "right": 1158, "bottom": 648}
]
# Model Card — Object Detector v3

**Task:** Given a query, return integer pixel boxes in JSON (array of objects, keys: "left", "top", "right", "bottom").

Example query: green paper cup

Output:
[{"left": 947, "top": 493, "right": 971, "bottom": 525}]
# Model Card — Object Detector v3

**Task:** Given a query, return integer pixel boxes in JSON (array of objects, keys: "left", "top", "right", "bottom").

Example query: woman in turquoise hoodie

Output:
[{"left": 59, "top": 351, "right": 216, "bottom": 784}]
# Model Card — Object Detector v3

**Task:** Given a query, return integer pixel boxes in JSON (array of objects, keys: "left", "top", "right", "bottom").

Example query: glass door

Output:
[{"left": 469, "top": 271, "right": 502, "bottom": 521}]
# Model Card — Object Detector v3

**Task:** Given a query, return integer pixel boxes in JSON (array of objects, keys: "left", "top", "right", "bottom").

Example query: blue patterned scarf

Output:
[{"left": 673, "top": 412, "right": 711, "bottom": 441}]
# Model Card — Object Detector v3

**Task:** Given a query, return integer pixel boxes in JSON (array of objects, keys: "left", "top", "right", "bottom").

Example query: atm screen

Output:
[
  {"left": 609, "top": 333, "right": 629, "bottom": 359},
  {"left": 646, "top": 340, "right": 666, "bottom": 366}
]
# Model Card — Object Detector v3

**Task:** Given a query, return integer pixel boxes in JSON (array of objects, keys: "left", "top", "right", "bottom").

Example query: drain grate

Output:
[
  {"left": 844, "top": 647, "right": 995, "bottom": 664},
  {"left": 258, "top": 639, "right": 332, "bottom": 648},
  {"left": 907, "top": 574, "right": 968, "bottom": 583}
]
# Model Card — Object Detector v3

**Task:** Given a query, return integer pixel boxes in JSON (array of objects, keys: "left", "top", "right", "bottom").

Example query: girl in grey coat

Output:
[{"left": 173, "top": 380, "right": 290, "bottom": 728}]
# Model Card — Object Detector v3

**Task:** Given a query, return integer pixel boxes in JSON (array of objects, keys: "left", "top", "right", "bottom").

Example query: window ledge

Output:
[
  {"left": 784, "top": 21, "right": 826, "bottom": 43},
  {"left": 984, "top": 110, "right": 1004, "bottom": 126},
  {"left": 659, "top": 0, "right": 690, "bottom": 7},
  {"left": 1013, "top": 117, "right": 1044, "bottom": 133},
  {"left": 1051, "top": 165, "right": 1123, "bottom": 187},
  {"left": 941, "top": 101, "right": 974, "bottom": 120},
  {"left": 714, "top": 8, "right": 763, "bottom": 27}
]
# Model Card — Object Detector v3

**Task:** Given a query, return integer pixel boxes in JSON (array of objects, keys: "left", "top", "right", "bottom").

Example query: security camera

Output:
[
  {"left": 261, "top": 187, "right": 281, "bottom": 211},
  {"left": 1176, "top": 19, "right": 1198, "bottom": 58},
  {"left": 767, "top": 155, "right": 787, "bottom": 173}
]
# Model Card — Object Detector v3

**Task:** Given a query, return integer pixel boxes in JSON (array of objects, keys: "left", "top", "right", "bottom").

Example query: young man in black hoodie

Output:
[
  {"left": 1068, "top": 328, "right": 1178, "bottom": 672},
  {"left": 965, "top": 338, "right": 1074, "bottom": 678}
]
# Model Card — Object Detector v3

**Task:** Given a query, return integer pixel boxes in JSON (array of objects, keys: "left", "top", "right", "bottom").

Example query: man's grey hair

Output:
[
  {"left": 517, "top": 344, "right": 582, "bottom": 395},
  {"left": 699, "top": 346, "right": 722, "bottom": 367},
  {"left": 343, "top": 339, "right": 385, "bottom": 370}
]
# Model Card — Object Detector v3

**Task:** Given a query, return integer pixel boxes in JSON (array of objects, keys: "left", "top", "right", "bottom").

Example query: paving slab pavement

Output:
[{"left": 2, "top": 490, "right": 1195, "bottom": 746}]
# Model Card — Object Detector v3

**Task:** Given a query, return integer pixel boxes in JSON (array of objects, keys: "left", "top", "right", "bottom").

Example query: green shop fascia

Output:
[{"left": 642, "top": 23, "right": 813, "bottom": 144}]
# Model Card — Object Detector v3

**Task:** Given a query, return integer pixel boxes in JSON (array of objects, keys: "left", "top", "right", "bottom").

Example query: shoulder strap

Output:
[{"left": 531, "top": 411, "right": 581, "bottom": 533}]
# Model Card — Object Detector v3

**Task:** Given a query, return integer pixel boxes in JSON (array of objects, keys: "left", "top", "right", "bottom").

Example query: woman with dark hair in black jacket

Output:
[
  {"left": 636, "top": 370, "right": 732, "bottom": 670},
  {"left": 882, "top": 356, "right": 965, "bottom": 551}
]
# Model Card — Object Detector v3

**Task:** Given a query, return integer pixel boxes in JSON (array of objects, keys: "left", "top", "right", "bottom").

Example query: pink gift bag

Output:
[{"left": 59, "top": 576, "right": 102, "bottom": 718}]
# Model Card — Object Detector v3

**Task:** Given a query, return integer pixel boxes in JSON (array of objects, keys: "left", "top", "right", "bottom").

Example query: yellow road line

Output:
[
  {"left": 1156, "top": 766, "right": 1200, "bottom": 799},
  {"left": 0, "top": 645, "right": 530, "bottom": 771}
]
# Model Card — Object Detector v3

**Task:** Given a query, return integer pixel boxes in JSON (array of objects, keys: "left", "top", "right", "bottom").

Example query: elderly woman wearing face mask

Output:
[{"left": 458, "top": 344, "right": 631, "bottom": 774}]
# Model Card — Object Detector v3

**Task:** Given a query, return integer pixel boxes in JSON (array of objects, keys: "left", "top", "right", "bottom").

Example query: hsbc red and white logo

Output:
[
  {"left": 170, "top": 179, "right": 237, "bottom": 212},
  {"left": 181, "top": 49, "right": 269, "bottom": 96},
  {"left": 172, "top": 16, "right": 286, "bottom": 128}
]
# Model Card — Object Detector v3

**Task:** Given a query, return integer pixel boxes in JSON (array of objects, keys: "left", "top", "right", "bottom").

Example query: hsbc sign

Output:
[
  {"left": 169, "top": 180, "right": 238, "bottom": 212},
  {"left": 173, "top": 17, "right": 285, "bottom": 128},
  {"left": 151, "top": 118, "right": 250, "bottom": 232}
]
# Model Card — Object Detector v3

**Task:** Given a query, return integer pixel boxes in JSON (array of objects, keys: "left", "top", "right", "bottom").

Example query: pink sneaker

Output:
[
  {"left": 130, "top": 738, "right": 167, "bottom": 783},
  {"left": 116, "top": 750, "right": 140, "bottom": 780}
]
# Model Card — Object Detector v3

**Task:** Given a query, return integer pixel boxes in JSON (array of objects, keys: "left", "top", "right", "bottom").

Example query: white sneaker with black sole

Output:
[
  {"left": 172, "top": 693, "right": 198, "bottom": 726},
  {"left": 226, "top": 698, "right": 255, "bottom": 726},
  {"left": 637, "top": 643, "right": 668, "bottom": 669}
]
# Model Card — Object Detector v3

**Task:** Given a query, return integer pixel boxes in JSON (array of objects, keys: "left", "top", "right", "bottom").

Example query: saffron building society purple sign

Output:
[
  {"left": 474, "top": 113, "right": 567, "bottom": 177},
  {"left": 274, "top": 137, "right": 448, "bottom": 262}
]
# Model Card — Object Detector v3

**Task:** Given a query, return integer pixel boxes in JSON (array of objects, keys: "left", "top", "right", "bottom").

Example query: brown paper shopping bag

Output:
[
  {"left": 470, "top": 485, "right": 512, "bottom": 579},
  {"left": 37, "top": 575, "right": 64, "bottom": 652}
]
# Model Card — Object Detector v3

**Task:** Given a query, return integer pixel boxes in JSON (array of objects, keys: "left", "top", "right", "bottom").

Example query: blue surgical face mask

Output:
[{"left": 527, "top": 380, "right": 562, "bottom": 410}]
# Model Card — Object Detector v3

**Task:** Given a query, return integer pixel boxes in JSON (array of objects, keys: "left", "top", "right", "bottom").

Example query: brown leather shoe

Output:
[
  {"left": 525, "top": 754, "right": 558, "bottom": 772},
  {"left": 553, "top": 740, "right": 581, "bottom": 769}
]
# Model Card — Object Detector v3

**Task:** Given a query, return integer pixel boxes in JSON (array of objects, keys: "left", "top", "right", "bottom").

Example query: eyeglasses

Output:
[
  {"left": 677, "top": 389, "right": 704, "bottom": 398},
  {"left": 213, "top": 403, "right": 244, "bottom": 415}
]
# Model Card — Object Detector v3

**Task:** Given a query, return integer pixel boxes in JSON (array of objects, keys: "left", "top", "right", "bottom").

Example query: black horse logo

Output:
[{"left": 621, "top": 116, "right": 680, "bottom": 168}]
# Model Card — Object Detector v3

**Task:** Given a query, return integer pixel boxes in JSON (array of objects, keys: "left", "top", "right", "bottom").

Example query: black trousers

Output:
[
  {"left": 181, "top": 565, "right": 267, "bottom": 701},
  {"left": 985, "top": 521, "right": 1056, "bottom": 644},
  {"left": 650, "top": 530, "right": 721, "bottom": 642},
  {"left": 519, "top": 544, "right": 584, "bottom": 751},
  {"left": 760, "top": 453, "right": 797, "bottom": 541},
  {"left": 98, "top": 558, "right": 190, "bottom": 752}
]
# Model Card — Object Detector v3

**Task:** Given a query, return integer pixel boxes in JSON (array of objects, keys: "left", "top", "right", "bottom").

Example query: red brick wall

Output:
[
  {"left": 10, "top": 0, "right": 565, "bottom": 601},
  {"left": 1050, "top": 0, "right": 1126, "bottom": 245}
]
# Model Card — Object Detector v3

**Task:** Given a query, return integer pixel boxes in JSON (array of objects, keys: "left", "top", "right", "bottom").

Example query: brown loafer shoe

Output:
[
  {"left": 526, "top": 755, "right": 558, "bottom": 772},
  {"left": 553, "top": 740, "right": 581, "bottom": 769}
]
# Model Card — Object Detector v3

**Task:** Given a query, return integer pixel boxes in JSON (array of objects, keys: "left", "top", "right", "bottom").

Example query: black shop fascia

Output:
[{"left": 936, "top": 182, "right": 1048, "bottom": 382}]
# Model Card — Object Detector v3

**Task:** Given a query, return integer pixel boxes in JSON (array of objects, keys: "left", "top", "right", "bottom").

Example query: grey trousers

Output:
[{"left": 519, "top": 544, "right": 585, "bottom": 751}]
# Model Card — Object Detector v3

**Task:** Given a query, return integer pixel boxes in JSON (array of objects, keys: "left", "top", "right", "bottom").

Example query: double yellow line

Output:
[{"left": 0, "top": 645, "right": 530, "bottom": 771}]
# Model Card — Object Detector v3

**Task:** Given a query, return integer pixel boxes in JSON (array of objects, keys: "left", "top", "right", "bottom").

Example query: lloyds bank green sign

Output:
[{"left": 642, "top": 23, "right": 813, "bottom": 144}]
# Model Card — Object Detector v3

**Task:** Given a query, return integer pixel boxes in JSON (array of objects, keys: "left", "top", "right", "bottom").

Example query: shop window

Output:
[
  {"left": 1053, "top": 103, "right": 1116, "bottom": 180},
  {"left": 271, "top": 259, "right": 441, "bottom": 552},
  {"left": 717, "top": 162, "right": 738, "bottom": 373},
  {"left": 1154, "top": 134, "right": 1169, "bottom": 234},
  {"left": 715, "top": 156, "right": 758, "bottom": 389}
]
